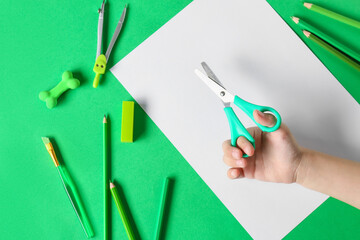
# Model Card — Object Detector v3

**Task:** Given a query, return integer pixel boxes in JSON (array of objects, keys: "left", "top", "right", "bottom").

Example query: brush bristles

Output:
[{"left": 42, "top": 137, "right": 50, "bottom": 145}]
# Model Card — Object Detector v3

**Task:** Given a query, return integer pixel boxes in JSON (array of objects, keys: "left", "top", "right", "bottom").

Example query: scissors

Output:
[
  {"left": 93, "top": 0, "right": 127, "bottom": 88},
  {"left": 194, "top": 62, "right": 281, "bottom": 157}
]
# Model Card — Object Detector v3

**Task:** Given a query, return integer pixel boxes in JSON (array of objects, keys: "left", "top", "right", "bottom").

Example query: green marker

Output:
[{"left": 110, "top": 181, "right": 136, "bottom": 240}]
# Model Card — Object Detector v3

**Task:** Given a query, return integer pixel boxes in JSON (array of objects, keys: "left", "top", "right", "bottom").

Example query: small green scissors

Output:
[{"left": 195, "top": 62, "right": 281, "bottom": 157}]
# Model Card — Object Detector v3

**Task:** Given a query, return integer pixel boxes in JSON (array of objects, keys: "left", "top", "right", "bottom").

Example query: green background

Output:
[{"left": 0, "top": 0, "right": 359, "bottom": 240}]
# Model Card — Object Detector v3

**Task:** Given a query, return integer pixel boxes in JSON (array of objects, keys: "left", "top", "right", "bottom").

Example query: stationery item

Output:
[
  {"left": 155, "top": 177, "right": 171, "bottom": 240},
  {"left": 93, "top": 1, "right": 127, "bottom": 88},
  {"left": 304, "top": 3, "right": 360, "bottom": 29},
  {"left": 303, "top": 30, "right": 360, "bottom": 71},
  {"left": 41, "top": 137, "right": 94, "bottom": 238},
  {"left": 103, "top": 115, "right": 109, "bottom": 240},
  {"left": 194, "top": 62, "right": 281, "bottom": 157},
  {"left": 39, "top": 71, "right": 80, "bottom": 109},
  {"left": 109, "top": 181, "right": 136, "bottom": 240},
  {"left": 121, "top": 101, "right": 134, "bottom": 142},
  {"left": 292, "top": 17, "right": 360, "bottom": 63}
]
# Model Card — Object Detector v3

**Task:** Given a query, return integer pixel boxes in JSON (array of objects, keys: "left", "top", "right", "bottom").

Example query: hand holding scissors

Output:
[{"left": 195, "top": 62, "right": 281, "bottom": 157}]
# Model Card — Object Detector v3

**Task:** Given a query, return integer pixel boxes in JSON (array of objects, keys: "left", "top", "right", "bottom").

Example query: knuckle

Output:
[
  {"left": 276, "top": 128, "right": 288, "bottom": 140},
  {"left": 222, "top": 140, "right": 230, "bottom": 150}
]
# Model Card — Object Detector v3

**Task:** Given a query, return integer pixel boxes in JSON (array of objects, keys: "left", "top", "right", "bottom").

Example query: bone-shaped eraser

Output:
[{"left": 39, "top": 71, "right": 80, "bottom": 109}]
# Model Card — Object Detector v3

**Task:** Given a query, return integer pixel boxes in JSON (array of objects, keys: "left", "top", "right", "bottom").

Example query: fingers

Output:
[
  {"left": 253, "top": 110, "right": 276, "bottom": 128},
  {"left": 222, "top": 140, "right": 243, "bottom": 159},
  {"left": 227, "top": 168, "right": 244, "bottom": 179},
  {"left": 223, "top": 155, "right": 247, "bottom": 168},
  {"left": 222, "top": 140, "right": 246, "bottom": 168},
  {"left": 236, "top": 136, "right": 254, "bottom": 156},
  {"left": 222, "top": 134, "right": 256, "bottom": 180}
]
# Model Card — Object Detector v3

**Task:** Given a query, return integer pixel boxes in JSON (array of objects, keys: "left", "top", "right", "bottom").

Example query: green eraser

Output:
[
  {"left": 39, "top": 71, "right": 80, "bottom": 109},
  {"left": 121, "top": 101, "right": 134, "bottom": 142}
]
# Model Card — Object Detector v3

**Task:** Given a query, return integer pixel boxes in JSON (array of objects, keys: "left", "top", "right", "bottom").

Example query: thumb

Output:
[{"left": 253, "top": 110, "right": 277, "bottom": 128}]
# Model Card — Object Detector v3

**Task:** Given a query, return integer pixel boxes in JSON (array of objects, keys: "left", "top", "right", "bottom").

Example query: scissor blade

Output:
[
  {"left": 96, "top": 0, "right": 105, "bottom": 58},
  {"left": 195, "top": 69, "right": 234, "bottom": 104},
  {"left": 105, "top": 4, "right": 127, "bottom": 60},
  {"left": 201, "top": 62, "right": 225, "bottom": 89}
]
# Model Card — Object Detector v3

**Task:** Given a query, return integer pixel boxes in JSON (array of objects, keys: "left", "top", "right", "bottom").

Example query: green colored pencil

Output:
[
  {"left": 155, "top": 177, "right": 171, "bottom": 240},
  {"left": 303, "top": 30, "right": 360, "bottom": 72},
  {"left": 304, "top": 3, "right": 360, "bottom": 29},
  {"left": 103, "top": 115, "right": 109, "bottom": 240},
  {"left": 110, "top": 181, "right": 136, "bottom": 240},
  {"left": 292, "top": 17, "right": 360, "bottom": 63}
]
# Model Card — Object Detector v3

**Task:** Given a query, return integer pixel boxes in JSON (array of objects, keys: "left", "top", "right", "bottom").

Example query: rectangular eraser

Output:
[{"left": 121, "top": 101, "right": 134, "bottom": 142}]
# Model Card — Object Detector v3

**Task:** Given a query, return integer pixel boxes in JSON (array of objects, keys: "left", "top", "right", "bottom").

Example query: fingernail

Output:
[
  {"left": 245, "top": 146, "right": 251, "bottom": 155},
  {"left": 246, "top": 146, "right": 254, "bottom": 156},
  {"left": 232, "top": 150, "right": 240, "bottom": 159},
  {"left": 231, "top": 170, "right": 238, "bottom": 178},
  {"left": 236, "top": 159, "right": 244, "bottom": 167}
]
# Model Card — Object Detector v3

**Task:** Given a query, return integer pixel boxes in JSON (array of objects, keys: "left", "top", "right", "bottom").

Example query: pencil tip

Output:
[
  {"left": 303, "top": 30, "right": 311, "bottom": 38},
  {"left": 291, "top": 16, "right": 299, "bottom": 24},
  {"left": 103, "top": 115, "right": 107, "bottom": 123},
  {"left": 304, "top": 2, "right": 312, "bottom": 9}
]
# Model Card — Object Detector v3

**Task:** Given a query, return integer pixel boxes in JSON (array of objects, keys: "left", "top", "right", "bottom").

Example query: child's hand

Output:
[
  {"left": 223, "top": 110, "right": 360, "bottom": 209},
  {"left": 222, "top": 110, "right": 303, "bottom": 183}
]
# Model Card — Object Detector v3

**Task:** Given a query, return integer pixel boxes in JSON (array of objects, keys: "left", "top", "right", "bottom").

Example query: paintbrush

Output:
[{"left": 42, "top": 137, "right": 94, "bottom": 238}]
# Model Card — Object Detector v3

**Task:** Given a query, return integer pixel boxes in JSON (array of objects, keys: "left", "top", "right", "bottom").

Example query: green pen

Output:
[{"left": 42, "top": 137, "right": 94, "bottom": 238}]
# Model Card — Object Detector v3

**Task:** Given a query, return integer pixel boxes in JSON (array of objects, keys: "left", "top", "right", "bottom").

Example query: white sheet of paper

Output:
[{"left": 111, "top": 0, "right": 360, "bottom": 239}]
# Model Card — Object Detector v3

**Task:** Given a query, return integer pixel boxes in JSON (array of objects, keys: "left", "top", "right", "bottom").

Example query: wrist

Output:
[{"left": 295, "top": 148, "right": 313, "bottom": 185}]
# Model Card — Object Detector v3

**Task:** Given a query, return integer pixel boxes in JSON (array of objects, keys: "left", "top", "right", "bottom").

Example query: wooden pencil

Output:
[
  {"left": 103, "top": 115, "right": 109, "bottom": 240},
  {"left": 304, "top": 3, "right": 360, "bottom": 29},
  {"left": 110, "top": 181, "right": 136, "bottom": 240},
  {"left": 155, "top": 177, "right": 171, "bottom": 240},
  {"left": 292, "top": 17, "right": 360, "bottom": 62},
  {"left": 303, "top": 30, "right": 360, "bottom": 72}
]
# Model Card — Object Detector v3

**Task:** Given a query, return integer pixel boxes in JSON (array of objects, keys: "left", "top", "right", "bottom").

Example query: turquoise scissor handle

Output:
[
  {"left": 224, "top": 107, "right": 255, "bottom": 158},
  {"left": 234, "top": 95, "right": 281, "bottom": 132},
  {"left": 224, "top": 96, "right": 282, "bottom": 158}
]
